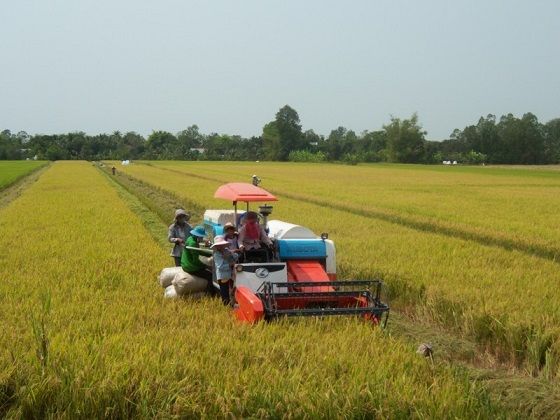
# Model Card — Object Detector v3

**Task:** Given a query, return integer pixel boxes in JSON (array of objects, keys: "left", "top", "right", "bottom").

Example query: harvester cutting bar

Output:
[
  {"left": 269, "top": 306, "right": 388, "bottom": 317},
  {"left": 269, "top": 280, "right": 383, "bottom": 294},
  {"left": 268, "top": 290, "right": 373, "bottom": 299},
  {"left": 272, "top": 280, "right": 384, "bottom": 287},
  {"left": 257, "top": 280, "right": 389, "bottom": 325}
]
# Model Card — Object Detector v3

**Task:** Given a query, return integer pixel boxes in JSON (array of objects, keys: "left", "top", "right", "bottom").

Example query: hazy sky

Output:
[{"left": 1, "top": 0, "right": 559, "bottom": 140}]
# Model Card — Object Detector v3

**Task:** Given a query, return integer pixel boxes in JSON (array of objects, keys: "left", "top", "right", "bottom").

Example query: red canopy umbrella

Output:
[{"left": 214, "top": 183, "right": 277, "bottom": 204}]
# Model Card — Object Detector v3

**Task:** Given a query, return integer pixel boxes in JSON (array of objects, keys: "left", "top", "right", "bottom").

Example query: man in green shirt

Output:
[{"left": 181, "top": 225, "right": 213, "bottom": 284}]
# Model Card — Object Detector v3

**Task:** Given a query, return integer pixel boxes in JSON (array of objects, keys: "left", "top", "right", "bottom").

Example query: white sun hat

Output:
[{"left": 210, "top": 235, "right": 229, "bottom": 248}]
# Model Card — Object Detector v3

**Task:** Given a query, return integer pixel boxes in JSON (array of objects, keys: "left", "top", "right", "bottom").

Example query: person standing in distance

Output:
[{"left": 168, "top": 209, "right": 192, "bottom": 266}]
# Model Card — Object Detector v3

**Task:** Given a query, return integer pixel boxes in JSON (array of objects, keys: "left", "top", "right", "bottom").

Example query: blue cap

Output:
[{"left": 190, "top": 225, "right": 206, "bottom": 237}]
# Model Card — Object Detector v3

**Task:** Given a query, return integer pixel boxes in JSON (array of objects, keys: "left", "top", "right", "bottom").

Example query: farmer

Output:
[
  {"left": 238, "top": 211, "right": 272, "bottom": 251},
  {"left": 238, "top": 211, "right": 273, "bottom": 263},
  {"left": 180, "top": 225, "right": 213, "bottom": 285},
  {"left": 211, "top": 235, "right": 238, "bottom": 305},
  {"left": 223, "top": 222, "right": 239, "bottom": 253},
  {"left": 168, "top": 209, "right": 192, "bottom": 266}
]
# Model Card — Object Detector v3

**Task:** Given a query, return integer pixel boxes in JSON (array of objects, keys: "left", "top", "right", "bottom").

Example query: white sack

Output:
[
  {"left": 158, "top": 266, "right": 184, "bottom": 288},
  {"left": 199, "top": 255, "right": 213, "bottom": 267},
  {"left": 164, "top": 285, "right": 178, "bottom": 299},
  {"left": 172, "top": 271, "right": 208, "bottom": 296}
]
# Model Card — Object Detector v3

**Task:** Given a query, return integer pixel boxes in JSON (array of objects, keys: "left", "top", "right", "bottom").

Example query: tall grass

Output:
[{"left": 0, "top": 161, "right": 500, "bottom": 417}]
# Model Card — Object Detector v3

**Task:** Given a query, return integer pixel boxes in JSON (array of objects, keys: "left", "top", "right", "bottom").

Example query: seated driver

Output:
[{"left": 237, "top": 211, "right": 273, "bottom": 252}]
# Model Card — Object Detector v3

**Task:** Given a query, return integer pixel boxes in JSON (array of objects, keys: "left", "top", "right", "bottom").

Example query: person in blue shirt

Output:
[{"left": 211, "top": 235, "right": 238, "bottom": 305}]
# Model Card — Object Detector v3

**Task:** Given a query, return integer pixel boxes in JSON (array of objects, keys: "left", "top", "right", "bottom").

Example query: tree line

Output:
[{"left": 2, "top": 105, "right": 559, "bottom": 164}]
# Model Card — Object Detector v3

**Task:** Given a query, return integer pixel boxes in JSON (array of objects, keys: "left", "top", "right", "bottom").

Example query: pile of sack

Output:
[{"left": 158, "top": 267, "right": 208, "bottom": 299}]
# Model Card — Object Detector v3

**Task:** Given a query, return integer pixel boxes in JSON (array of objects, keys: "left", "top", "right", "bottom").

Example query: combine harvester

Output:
[{"left": 203, "top": 182, "right": 390, "bottom": 325}]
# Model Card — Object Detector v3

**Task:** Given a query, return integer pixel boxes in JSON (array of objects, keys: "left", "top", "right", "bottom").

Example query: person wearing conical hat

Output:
[
  {"left": 211, "top": 235, "right": 238, "bottom": 305},
  {"left": 223, "top": 222, "right": 239, "bottom": 253},
  {"left": 168, "top": 209, "right": 192, "bottom": 266},
  {"left": 180, "top": 226, "right": 213, "bottom": 285}
]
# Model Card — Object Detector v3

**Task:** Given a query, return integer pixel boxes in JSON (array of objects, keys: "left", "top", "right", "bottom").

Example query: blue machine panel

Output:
[
  {"left": 204, "top": 221, "right": 224, "bottom": 237},
  {"left": 278, "top": 239, "right": 326, "bottom": 260}
]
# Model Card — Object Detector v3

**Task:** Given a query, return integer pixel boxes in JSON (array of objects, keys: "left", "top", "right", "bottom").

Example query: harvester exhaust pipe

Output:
[{"left": 259, "top": 204, "right": 273, "bottom": 228}]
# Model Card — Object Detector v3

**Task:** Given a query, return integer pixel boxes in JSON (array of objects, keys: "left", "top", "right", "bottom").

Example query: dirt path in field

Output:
[{"left": 0, "top": 163, "right": 50, "bottom": 210}]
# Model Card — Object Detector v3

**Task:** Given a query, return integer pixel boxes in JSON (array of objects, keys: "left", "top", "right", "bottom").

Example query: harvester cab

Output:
[{"left": 203, "top": 182, "right": 389, "bottom": 325}]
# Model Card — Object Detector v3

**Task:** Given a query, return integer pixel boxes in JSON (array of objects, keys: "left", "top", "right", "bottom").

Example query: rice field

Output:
[
  {"left": 0, "top": 161, "right": 46, "bottom": 190},
  {"left": 115, "top": 161, "right": 560, "bottom": 373},
  {"left": 148, "top": 161, "right": 560, "bottom": 258},
  {"left": 0, "top": 161, "right": 502, "bottom": 418}
]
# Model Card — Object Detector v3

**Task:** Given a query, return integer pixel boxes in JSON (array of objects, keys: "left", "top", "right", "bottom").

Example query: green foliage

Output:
[
  {"left": 320, "top": 126, "right": 357, "bottom": 160},
  {"left": 145, "top": 131, "right": 178, "bottom": 159},
  {"left": 498, "top": 113, "right": 545, "bottom": 164},
  {"left": 288, "top": 150, "right": 326, "bottom": 162},
  {"left": 262, "top": 121, "right": 280, "bottom": 160},
  {"left": 341, "top": 153, "right": 359, "bottom": 165},
  {"left": 544, "top": 118, "right": 560, "bottom": 163},
  {"left": 444, "top": 113, "right": 556, "bottom": 164},
  {"left": 275, "top": 105, "right": 304, "bottom": 160},
  {"left": 356, "top": 130, "right": 387, "bottom": 161},
  {"left": 0, "top": 130, "right": 25, "bottom": 159},
  {"left": 463, "top": 150, "right": 487, "bottom": 164},
  {"left": 263, "top": 105, "right": 304, "bottom": 161},
  {"left": 384, "top": 114, "right": 427, "bottom": 163},
  {"left": 2, "top": 108, "right": 560, "bottom": 164}
]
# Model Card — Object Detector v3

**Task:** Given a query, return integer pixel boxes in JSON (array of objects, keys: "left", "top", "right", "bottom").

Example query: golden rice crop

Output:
[
  {"left": 116, "top": 161, "right": 560, "bottom": 371},
  {"left": 0, "top": 161, "right": 499, "bottom": 417},
  {"left": 151, "top": 161, "right": 560, "bottom": 256}
]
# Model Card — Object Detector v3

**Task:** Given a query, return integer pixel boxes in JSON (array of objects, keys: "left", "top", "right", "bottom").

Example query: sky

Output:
[{"left": 1, "top": 0, "right": 559, "bottom": 141}]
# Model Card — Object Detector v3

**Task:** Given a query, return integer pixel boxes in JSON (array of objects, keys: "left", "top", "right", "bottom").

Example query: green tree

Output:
[
  {"left": 177, "top": 125, "right": 204, "bottom": 159},
  {"left": 45, "top": 143, "right": 67, "bottom": 161},
  {"left": 244, "top": 136, "right": 264, "bottom": 161},
  {"left": 120, "top": 132, "right": 146, "bottom": 159},
  {"left": 0, "top": 130, "right": 23, "bottom": 159},
  {"left": 544, "top": 118, "right": 560, "bottom": 163},
  {"left": 262, "top": 105, "right": 304, "bottom": 161},
  {"left": 384, "top": 114, "right": 426, "bottom": 163},
  {"left": 323, "top": 126, "right": 357, "bottom": 161},
  {"left": 497, "top": 113, "right": 545, "bottom": 164},
  {"left": 352, "top": 130, "right": 386, "bottom": 162},
  {"left": 262, "top": 121, "right": 281, "bottom": 160},
  {"left": 302, "top": 129, "right": 322, "bottom": 152},
  {"left": 145, "top": 131, "right": 178, "bottom": 159},
  {"left": 275, "top": 105, "right": 303, "bottom": 160}
]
